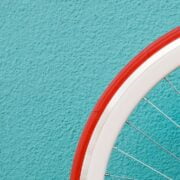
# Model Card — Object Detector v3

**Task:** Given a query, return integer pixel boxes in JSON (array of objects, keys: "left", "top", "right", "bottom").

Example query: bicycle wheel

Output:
[{"left": 70, "top": 27, "right": 180, "bottom": 180}]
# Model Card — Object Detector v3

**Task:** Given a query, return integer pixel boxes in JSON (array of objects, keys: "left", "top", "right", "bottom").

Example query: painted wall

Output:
[{"left": 0, "top": 0, "right": 179, "bottom": 179}]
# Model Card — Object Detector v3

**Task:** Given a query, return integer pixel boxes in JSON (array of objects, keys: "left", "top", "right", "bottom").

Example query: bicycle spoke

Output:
[
  {"left": 105, "top": 172, "right": 136, "bottom": 180},
  {"left": 113, "top": 147, "right": 172, "bottom": 180},
  {"left": 143, "top": 97, "right": 179, "bottom": 128},
  {"left": 164, "top": 77, "right": 180, "bottom": 94},
  {"left": 126, "top": 121, "right": 180, "bottom": 161}
]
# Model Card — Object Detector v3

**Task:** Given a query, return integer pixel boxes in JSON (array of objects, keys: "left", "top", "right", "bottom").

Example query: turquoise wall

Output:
[{"left": 0, "top": 1, "right": 179, "bottom": 179}]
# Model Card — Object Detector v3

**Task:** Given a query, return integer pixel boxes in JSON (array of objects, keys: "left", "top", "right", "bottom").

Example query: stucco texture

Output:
[{"left": 0, "top": 0, "right": 179, "bottom": 179}]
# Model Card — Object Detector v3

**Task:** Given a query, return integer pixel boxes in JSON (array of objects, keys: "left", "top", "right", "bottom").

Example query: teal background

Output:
[{"left": 0, "top": 1, "right": 179, "bottom": 179}]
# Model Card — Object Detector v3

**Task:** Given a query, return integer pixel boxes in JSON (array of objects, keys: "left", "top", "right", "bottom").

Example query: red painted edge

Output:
[{"left": 70, "top": 27, "right": 180, "bottom": 180}]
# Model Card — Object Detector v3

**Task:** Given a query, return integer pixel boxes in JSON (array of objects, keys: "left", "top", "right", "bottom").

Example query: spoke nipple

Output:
[{"left": 105, "top": 173, "right": 110, "bottom": 176}]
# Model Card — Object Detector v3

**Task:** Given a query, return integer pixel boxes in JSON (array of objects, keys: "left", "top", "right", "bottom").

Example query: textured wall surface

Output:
[{"left": 0, "top": 0, "right": 179, "bottom": 179}]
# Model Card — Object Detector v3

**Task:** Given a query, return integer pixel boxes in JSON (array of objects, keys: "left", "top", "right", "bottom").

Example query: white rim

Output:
[{"left": 81, "top": 38, "right": 180, "bottom": 180}]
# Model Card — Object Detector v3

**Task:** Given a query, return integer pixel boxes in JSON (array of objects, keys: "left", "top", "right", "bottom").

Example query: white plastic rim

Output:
[{"left": 80, "top": 38, "right": 180, "bottom": 180}]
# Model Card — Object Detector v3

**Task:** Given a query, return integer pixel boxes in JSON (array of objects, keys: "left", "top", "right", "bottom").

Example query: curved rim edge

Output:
[{"left": 70, "top": 27, "right": 180, "bottom": 180}]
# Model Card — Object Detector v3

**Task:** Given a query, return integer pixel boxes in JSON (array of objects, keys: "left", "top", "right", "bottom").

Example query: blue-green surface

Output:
[{"left": 0, "top": 1, "right": 179, "bottom": 179}]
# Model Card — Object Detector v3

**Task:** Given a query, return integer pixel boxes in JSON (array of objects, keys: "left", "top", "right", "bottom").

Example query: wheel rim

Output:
[{"left": 70, "top": 27, "right": 180, "bottom": 180}]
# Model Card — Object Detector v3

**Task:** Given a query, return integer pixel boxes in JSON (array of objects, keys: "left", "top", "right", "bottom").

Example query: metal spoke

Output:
[
  {"left": 105, "top": 172, "right": 136, "bottom": 180},
  {"left": 113, "top": 147, "right": 172, "bottom": 180},
  {"left": 143, "top": 97, "right": 180, "bottom": 128},
  {"left": 164, "top": 77, "right": 180, "bottom": 94},
  {"left": 126, "top": 121, "right": 180, "bottom": 161}
]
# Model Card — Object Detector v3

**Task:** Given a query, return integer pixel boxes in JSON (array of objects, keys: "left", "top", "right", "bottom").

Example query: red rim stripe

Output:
[{"left": 70, "top": 27, "right": 180, "bottom": 180}]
